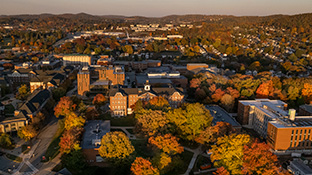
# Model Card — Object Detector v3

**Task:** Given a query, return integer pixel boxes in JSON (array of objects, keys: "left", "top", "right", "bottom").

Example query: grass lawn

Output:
[
  {"left": 131, "top": 139, "right": 153, "bottom": 158},
  {"left": 180, "top": 139, "right": 200, "bottom": 149},
  {"left": 44, "top": 120, "right": 64, "bottom": 161},
  {"left": 126, "top": 129, "right": 134, "bottom": 134},
  {"left": 101, "top": 113, "right": 135, "bottom": 126},
  {"left": 193, "top": 155, "right": 212, "bottom": 172},
  {"left": 166, "top": 150, "right": 194, "bottom": 175},
  {"left": 5, "top": 153, "right": 23, "bottom": 163}
]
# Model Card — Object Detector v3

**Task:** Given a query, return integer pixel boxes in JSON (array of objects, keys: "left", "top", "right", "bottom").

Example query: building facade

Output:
[
  {"left": 77, "top": 67, "right": 90, "bottom": 96},
  {"left": 63, "top": 55, "right": 91, "bottom": 66},
  {"left": 109, "top": 82, "right": 184, "bottom": 117}
]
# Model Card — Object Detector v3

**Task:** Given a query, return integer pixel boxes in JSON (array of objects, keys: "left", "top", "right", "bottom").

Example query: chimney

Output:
[
  {"left": 284, "top": 104, "right": 288, "bottom": 111},
  {"left": 289, "top": 109, "right": 296, "bottom": 121},
  {"left": 14, "top": 110, "right": 20, "bottom": 116}
]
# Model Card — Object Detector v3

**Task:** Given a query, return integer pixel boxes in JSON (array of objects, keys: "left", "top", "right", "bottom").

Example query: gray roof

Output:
[
  {"left": 82, "top": 120, "right": 110, "bottom": 149},
  {"left": 206, "top": 105, "right": 241, "bottom": 128},
  {"left": 109, "top": 86, "right": 184, "bottom": 97},
  {"left": 19, "top": 89, "right": 51, "bottom": 116},
  {"left": 300, "top": 105, "right": 312, "bottom": 114}
]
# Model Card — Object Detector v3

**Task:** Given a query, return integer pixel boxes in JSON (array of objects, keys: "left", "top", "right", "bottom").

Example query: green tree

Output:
[
  {"left": 0, "top": 133, "right": 13, "bottom": 148},
  {"left": 17, "top": 84, "right": 29, "bottom": 100}
]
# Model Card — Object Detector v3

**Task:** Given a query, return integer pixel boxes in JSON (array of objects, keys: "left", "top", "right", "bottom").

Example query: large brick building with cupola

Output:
[{"left": 109, "top": 80, "right": 185, "bottom": 117}]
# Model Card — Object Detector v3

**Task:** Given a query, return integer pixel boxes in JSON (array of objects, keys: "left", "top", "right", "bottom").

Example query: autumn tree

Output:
[
  {"left": 256, "top": 80, "right": 274, "bottom": 98},
  {"left": 0, "top": 133, "right": 13, "bottom": 148},
  {"left": 98, "top": 131, "right": 135, "bottom": 162},
  {"left": 190, "top": 78, "right": 201, "bottom": 88},
  {"left": 17, "top": 125, "right": 37, "bottom": 141},
  {"left": 196, "top": 122, "right": 233, "bottom": 144},
  {"left": 167, "top": 103, "right": 213, "bottom": 141},
  {"left": 59, "top": 128, "right": 83, "bottom": 154},
  {"left": 214, "top": 167, "right": 230, "bottom": 175},
  {"left": 64, "top": 112, "right": 86, "bottom": 131},
  {"left": 210, "top": 134, "right": 250, "bottom": 174},
  {"left": 211, "top": 89, "right": 225, "bottom": 102},
  {"left": 16, "top": 84, "right": 29, "bottom": 100},
  {"left": 147, "top": 96, "right": 169, "bottom": 110},
  {"left": 54, "top": 96, "right": 76, "bottom": 118},
  {"left": 92, "top": 94, "right": 106, "bottom": 105},
  {"left": 152, "top": 152, "right": 172, "bottom": 170},
  {"left": 221, "top": 94, "right": 234, "bottom": 112},
  {"left": 135, "top": 109, "right": 169, "bottom": 136},
  {"left": 243, "top": 141, "right": 280, "bottom": 175},
  {"left": 302, "top": 83, "right": 312, "bottom": 104},
  {"left": 148, "top": 134, "right": 184, "bottom": 155},
  {"left": 85, "top": 107, "right": 99, "bottom": 120},
  {"left": 131, "top": 157, "right": 159, "bottom": 175}
]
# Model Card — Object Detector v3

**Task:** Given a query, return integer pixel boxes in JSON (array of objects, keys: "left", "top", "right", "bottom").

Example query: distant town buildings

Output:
[{"left": 63, "top": 55, "right": 91, "bottom": 66}]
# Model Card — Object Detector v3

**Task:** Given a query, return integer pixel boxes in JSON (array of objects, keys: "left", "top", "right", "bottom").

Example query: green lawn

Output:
[
  {"left": 166, "top": 150, "right": 194, "bottom": 175},
  {"left": 22, "top": 144, "right": 31, "bottom": 154},
  {"left": 5, "top": 153, "right": 23, "bottom": 163},
  {"left": 101, "top": 114, "right": 135, "bottom": 126},
  {"left": 193, "top": 155, "right": 212, "bottom": 172},
  {"left": 131, "top": 139, "right": 153, "bottom": 158}
]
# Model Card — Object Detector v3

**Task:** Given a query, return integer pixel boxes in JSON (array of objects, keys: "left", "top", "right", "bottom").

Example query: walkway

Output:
[
  {"left": 182, "top": 145, "right": 203, "bottom": 175},
  {"left": 111, "top": 126, "right": 136, "bottom": 139}
]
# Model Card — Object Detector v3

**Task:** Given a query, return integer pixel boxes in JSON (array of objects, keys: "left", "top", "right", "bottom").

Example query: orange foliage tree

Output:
[
  {"left": 59, "top": 128, "right": 83, "bottom": 154},
  {"left": 148, "top": 134, "right": 184, "bottom": 155},
  {"left": 243, "top": 141, "right": 280, "bottom": 175},
  {"left": 131, "top": 157, "right": 159, "bottom": 175},
  {"left": 92, "top": 94, "right": 106, "bottom": 105},
  {"left": 196, "top": 122, "right": 233, "bottom": 144},
  {"left": 190, "top": 78, "right": 201, "bottom": 88},
  {"left": 54, "top": 96, "right": 76, "bottom": 117},
  {"left": 211, "top": 89, "right": 225, "bottom": 102},
  {"left": 302, "top": 83, "right": 312, "bottom": 104},
  {"left": 147, "top": 96, "right": 169, "bottom": 109},
  {"left": 256, "top": 80, "right": 274, "bottom": 98},
  {"left": 214, "top": 167, "right": 230, "bottom": 175}
]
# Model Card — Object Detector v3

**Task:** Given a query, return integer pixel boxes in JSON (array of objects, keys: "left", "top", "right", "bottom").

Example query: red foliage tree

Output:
[
  {"left": 92, "top": 94, "right": 106, "bottom": 105},
  {"left": 59, "top": 128, "right": 82, "bottom": 154},
  {"left": 243, "top": 141, "right": 279, "bottom": 175},
  {"left": 54, "top": 97, "right": 76, "bottom": 118}
]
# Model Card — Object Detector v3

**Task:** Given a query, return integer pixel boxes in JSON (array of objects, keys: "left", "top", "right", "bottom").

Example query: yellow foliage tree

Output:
[{"left": 210, "top": 134, "right": 250, "bottom": 174}]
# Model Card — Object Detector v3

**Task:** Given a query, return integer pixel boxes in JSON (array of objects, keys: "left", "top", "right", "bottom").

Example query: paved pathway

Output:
[
  {"left": 183, "top": 145, "right": 203, "bottom": 175},
  {"left": 111, "top": 126, "right": 136, "bottom": 139}
]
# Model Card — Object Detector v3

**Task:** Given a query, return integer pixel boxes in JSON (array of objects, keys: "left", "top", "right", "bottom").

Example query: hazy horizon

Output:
[{"left": 1, "top": 0, "right": 312, "bottom": 17}]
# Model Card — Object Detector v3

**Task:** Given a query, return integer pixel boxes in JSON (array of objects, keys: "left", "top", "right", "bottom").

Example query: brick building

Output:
[
  {"left": 267, "top": 118, "right": 312, "bottom": 151},
  {"left": 109, "top": 81, "right": 184, "bottom": 117},
  {"left": 96, "top": 65, "right": 125, "bottom": 85},
  {"left": 77, "top": 67, "right": 90, "bottom": 96},
  {"left": 186, "top": 63, "right": 209, "bottom": 71}
]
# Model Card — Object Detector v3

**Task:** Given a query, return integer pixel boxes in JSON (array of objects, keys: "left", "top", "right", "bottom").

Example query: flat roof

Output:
[
  {"left": 206, "top": 105, "right": 241, "bottom": 128},
  {"left": 82, "top": 120, "right": 110, "bottom": 149},
  {"left": 291, "top": 159, "right": 312, "bottom": 174},
  {"left": 300, "top": 105, "right": 312, "bottom": 113}
]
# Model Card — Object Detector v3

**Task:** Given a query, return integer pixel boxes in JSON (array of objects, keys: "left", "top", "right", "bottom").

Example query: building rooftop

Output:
[
  {"left": 300, "top": 104, "right": 312, "bottom": 113},
  {"left": 290, "top": 159, "right": 312, "bottom": 174},
  {"left": 81, "top": 120, "right": 110, "bottom": 149},
  {"left": 206, "top": 105, "right": 241, "bottom": 128}
]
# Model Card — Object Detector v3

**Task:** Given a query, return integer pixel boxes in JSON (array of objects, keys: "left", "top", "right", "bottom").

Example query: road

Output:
[{"left": 13, "top": 116, "right": 60, "bottom": 175}]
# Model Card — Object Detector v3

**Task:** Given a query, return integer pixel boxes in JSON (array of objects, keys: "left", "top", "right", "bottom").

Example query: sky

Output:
[{"left": 0, "top": 0, "right": 312, "bottom": 17}]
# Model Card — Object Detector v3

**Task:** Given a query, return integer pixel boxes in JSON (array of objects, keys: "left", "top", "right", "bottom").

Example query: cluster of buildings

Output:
[{"left": 237, "top": 99, "right": 312, "bottom": 152}]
